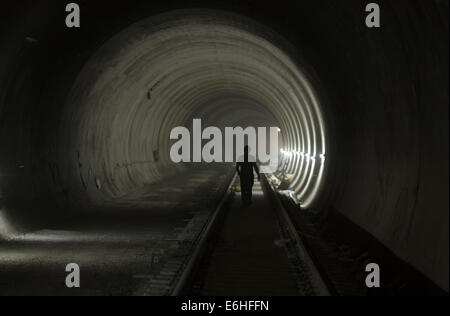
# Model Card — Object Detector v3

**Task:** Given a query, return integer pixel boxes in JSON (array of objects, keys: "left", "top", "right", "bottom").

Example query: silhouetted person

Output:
[{"left": 236, "top": 146, "right": 260, "bottom": 206}]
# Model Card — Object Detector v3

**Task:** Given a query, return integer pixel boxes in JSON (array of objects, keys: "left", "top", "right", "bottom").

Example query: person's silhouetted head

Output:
[{"left": 244, "top": 146, "right": 250, "bottom": 162}]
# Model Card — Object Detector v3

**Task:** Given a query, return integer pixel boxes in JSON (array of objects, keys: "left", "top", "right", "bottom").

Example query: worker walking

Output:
[{"left": 236, "top": 146, "right": 261, "bottom": 206}]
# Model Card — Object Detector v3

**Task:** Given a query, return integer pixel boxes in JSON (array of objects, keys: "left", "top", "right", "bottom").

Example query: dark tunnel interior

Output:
[{"left": 0, "top": 0, "right": 448, "bottom": 296}]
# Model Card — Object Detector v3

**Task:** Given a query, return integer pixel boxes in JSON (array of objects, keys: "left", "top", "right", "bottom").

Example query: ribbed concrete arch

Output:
[{"left": 60, "top": 10, "right": 326, "bottom": 208}]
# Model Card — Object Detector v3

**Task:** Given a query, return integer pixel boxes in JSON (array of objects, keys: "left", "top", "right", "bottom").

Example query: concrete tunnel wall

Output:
[
  {"left": 58, "top": 11, "right": 327, "bottom": 209},
  {"left": 0, "top": 1, "right": 448, "bottom": 291},
  {"left": 312, "top": 1, "right": 449, "bottom": 291}
]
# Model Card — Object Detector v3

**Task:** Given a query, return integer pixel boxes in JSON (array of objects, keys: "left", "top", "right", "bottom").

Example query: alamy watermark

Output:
[
  {"left": 170, "top": 119, "right": 279, "bottom": 173},
  {"left": 365, "top": 263, "right": 380, "bottom": 288},
  {"left": 65, "top": 263, "right": 80, "bottom": 288}
]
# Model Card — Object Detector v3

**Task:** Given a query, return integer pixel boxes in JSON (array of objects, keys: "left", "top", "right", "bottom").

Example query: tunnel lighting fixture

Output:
[
  {"left": 281, "top": 150, "right": 322, "bottom": 162},
  {"left": 320, "top": 154, "right": 326, "bottom": 163}
]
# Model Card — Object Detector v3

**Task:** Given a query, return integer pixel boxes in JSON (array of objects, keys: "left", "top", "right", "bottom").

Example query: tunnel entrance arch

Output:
[{"left": 61, "top": 9, "right": 328, "bottom": 209}]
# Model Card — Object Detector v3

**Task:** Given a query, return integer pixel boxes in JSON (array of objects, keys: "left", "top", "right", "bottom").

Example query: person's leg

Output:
[
  {"left": 248, "top": 183, "right": 253, "bottom": 204},
  {"left": 241, "top": 183, "right": 251, "bottom": 205},
  {"left": 240, "top": 181, "right": 247, "bottom": 204},
  {"left": 241, "top": 188, "right": 247, "bottom": 204},
  {"left": 244, "top": 188, "right": 250, "bottom": 205}
]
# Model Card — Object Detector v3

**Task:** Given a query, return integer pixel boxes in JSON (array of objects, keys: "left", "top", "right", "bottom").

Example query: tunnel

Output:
[
  {"left": 0, "top": 0, "right": 448, "bottom": 296},
  {"left": 57, "top": 10, "right": 326, "bottom": 209}
]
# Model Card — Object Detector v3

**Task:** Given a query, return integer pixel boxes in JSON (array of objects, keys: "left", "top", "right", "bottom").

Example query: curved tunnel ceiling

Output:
[{"left": 61, "top": 10, "right": 327, "bottom": 208}]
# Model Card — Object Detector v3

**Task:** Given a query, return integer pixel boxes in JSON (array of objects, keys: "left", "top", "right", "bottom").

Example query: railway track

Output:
[{"left": 137, "top": 172, "right": 331, "bottom": 296}]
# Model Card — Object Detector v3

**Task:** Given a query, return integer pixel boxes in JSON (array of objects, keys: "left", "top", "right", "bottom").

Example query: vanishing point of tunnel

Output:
[{"left": 0, "top": 0, "right": 448, "bottom": 297}]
